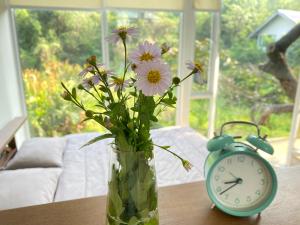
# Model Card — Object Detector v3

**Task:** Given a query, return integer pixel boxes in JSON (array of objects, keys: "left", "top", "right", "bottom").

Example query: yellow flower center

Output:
[
  {"left": 195, "top": 63, "right": 204, "bottom": 72},
  {"left": 114, "top": 78, "right": 123, "bottom": 85},
  {"left": 140, "top": 52, "right": 154, "bottom": 61},
  {"left": 147, "top": 70, "right": 161, "bottom": 84},
  {"left": 118, "top": 27, "right": 128, "bottom": 39}
]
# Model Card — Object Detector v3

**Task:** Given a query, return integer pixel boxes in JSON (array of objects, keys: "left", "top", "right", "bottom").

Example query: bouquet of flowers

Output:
[{"left": 61, "top": 26, "right": 203, "bottom": 225}]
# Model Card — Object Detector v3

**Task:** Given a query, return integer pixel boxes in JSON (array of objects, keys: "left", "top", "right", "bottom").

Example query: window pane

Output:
[
  {"left": 193, "top": 11, "right": 212, "bottom": 94},
  {"left": 189, "top": 99, "right": 209, "bottom": 135},
  {"left": 14, "top": 9, "right": 103, "bottom": 136},
  {"left": 107, "top": 10, "right": 181, "bottom": 126},
  {"left": 217, "top": 1, "right": 300, "bottom": 165}
]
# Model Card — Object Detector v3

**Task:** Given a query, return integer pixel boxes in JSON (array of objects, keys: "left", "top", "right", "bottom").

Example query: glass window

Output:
[
  {"left": 193, "top": 11, "right": 212, "bottom": 94},
  {"left": 14, "top": 9, "right": 103, "bottom": 136},
  {"left": 216, "top": 0, "right": 300, "bottom": 165},
  {"left": 189, "top": 99, "right": 209, "bottom": 135},
  {"left": 188, "top": 11, "right": 212, "bottom": 136}
]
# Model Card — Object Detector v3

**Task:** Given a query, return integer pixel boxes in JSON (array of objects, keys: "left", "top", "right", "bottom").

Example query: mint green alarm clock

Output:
[{"left": 204, "top": 121, "right": 277, "bottom": 217}]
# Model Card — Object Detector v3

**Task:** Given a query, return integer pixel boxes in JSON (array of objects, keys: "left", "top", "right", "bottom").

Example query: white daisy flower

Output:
[
  {"left": 78, "top": 63, "right": 103, "bottom": 77},
  {"left": 91, "top": 75, "right": 101, "bottom": 85},
  {"left": 78, "top": 66, "right": 93, "bottom": 77},
  {"left": 129, "top": 41, "right": 161, "bottom": 65},
  {"left": 82, "top": 77, "right": 93, "bottom": 89},
  {"left": 135, "top": 61, "right": 171, "bottom": 96},
  {"left": 109, "top": 77, "right": 130, "bottom": 91},
  {"left": 106, "top": 26, "right": 138, "bottom": 43},
  {"left": 186, "top": 60, "right": 204, "bottom": 77}
]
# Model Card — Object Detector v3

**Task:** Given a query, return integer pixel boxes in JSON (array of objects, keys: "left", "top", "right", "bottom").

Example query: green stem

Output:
[
  {"left": 61, "top": 83, "right": 85, "bottom": 110},
  {"left": 92, "top": 84, "right": 102, "bottom": 100},
  {"left": 155, "top": 84, "right": 176, "bottom": 106},
  {"left": 82, "top": 88, "right": 102, "bottom": 105},
  {"left": 121, "top": 39, "right": 127, "bottom": 92},
  {"left": 153, "top": 144, "right": 185, "bottom": 162},
  {"left": 94, "top": 66, "right": 115, "bottom": 103},
  {"left": 180, "top": 71, "right": 194, "bottom": 83}
]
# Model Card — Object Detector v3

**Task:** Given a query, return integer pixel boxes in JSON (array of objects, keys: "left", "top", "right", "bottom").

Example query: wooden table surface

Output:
[{"left": 0, "top": 166, "right": 299, "bottom": 225}]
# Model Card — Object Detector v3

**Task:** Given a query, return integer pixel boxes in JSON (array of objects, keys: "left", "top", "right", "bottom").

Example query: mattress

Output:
[{"left": 54, "top": 126, "right": 208, "bottom": 202}]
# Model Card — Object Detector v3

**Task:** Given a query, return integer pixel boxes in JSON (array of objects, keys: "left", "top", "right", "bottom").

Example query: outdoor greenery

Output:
[{"left": 14, "top": 0, "right": 300, "bottom": 137}]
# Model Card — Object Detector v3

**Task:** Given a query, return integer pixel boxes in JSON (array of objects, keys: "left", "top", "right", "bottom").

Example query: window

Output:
[
  {"left": 216, "top": 0, "right": 300, "bottom": 165},
  {"left": 189, "top": 11, "right": 213, "bottom": 134},
  {"left": 14, "top": 9, "right": 103, "bottom": 136}
]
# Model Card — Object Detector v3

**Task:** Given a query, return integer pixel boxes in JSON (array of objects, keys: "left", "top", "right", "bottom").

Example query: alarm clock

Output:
[{"left": 204, "top": 121, "right": 277, "bottom": 217}]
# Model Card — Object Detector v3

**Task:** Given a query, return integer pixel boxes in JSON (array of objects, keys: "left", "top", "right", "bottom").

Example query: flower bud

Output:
[
  {"left": 78, "top": 84, "right": 84, "bottom": 90},
  {"left": 172, "top": 77, "right": 181, "bottom": 85},
  {"left": 131, "top": 63, "right": 137, "bottom": 71},
  {"left": 61, "top": 91, "right": 71, "bottom": 101},
  {"left": 85, "top": 110, "right": 94, "bottom": 118},
  {"left": 104, "top": 117, "right": 113, "bottom": 129},
  {"left": 182, "top": 160, "right": 192, "bottom": 171},
  {"left": 86, "top": 55, "right": 97, "bottom": 66},
  {"left": 161, "top": 43, "right": 171, "bottom": 55}
]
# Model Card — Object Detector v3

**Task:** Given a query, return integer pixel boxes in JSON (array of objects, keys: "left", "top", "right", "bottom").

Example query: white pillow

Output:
[
  {"left": 6, "top": 137, "right": 66, "bottom": 170},
  {"left": 0, "top": 168, "right": 62, "bottom": 210}
]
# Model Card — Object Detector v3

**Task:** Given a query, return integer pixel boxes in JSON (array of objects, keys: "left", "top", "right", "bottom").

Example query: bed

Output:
[{"left": 0, "top": 117, "right": 208, "bottom": 210}]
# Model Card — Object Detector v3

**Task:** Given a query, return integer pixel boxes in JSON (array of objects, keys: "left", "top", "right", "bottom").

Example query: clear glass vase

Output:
[{"left": 106, "top": 149, "right": 159, "bottom": 225}]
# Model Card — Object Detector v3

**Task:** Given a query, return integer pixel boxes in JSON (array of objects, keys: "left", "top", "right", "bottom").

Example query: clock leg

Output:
[{"left": 210, "top": 203, "right": 216, "bottom": 209}]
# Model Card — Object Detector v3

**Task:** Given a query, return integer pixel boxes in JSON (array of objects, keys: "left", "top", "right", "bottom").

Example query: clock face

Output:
[{"left": 209, "top": 153, "right": 273, "bottom": 212}]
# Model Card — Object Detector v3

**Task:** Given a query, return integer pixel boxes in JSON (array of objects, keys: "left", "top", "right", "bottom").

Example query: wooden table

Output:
[{"left": 1, "top": 166, "right": 300, "bottom": 225}]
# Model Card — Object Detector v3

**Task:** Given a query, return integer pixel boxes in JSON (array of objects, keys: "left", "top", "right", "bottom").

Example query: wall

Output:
[
  {"left": 0, "top": 0, "right": 28, "bottom": 145},
  {"left": 258, "top": 16, "right": 295, "bottom": 41}
]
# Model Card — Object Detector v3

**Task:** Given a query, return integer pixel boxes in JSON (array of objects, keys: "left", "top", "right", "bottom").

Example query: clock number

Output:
[
  {"left": 257, "top": 168, "right": 263, "bottom": 174},
  {"left": 246, "top": 196, "right": 252, "bottom": 202},
  {"left": 227, "top": 158, "right": 232, "bottom": 165},
  {"left": 224, "top": 194, "right": 229, "bottom": 199},
  {"left": 255, "top": 190, "right": 261, "bottom": 196},
  {"left": 237, "top": 156, "right": 245, "bottom": 162},
  {"left": 251, "top": 160, "right": 255, "bottom": 167},
  {"left": 234, "top": 198, "right": 240, "bottom": 204},
  {"left": 216, "top": 186, "right": 222, "bottom": 193},
  {"left": 218, "top": 166, "right": 225, "bottom": 172},
  {"left": 260, "top": 179, "right": 265, "bottom": 185},
  {"left": 214, "top": 175, "right": 220, "bottom": 181}
]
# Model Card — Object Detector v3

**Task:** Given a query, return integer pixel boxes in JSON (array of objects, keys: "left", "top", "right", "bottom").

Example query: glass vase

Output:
[{"left": 106, "top": 149, "right": 159, "bottom": 225}]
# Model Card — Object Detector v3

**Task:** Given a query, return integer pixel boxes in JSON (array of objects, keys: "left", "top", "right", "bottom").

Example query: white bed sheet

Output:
[{"left": 54, "top": 126, "right": 208, "bottom": 202}]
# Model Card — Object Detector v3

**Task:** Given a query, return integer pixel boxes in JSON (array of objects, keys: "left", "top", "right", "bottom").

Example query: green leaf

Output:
[
  {"left": 72, "top": 87, "right": 76, "bottom": 98},
  {"left": 81, "top": 133, "right": 114, "bottom": 149},
  {"left": 150, "top": 115, "right": 158, "bottom": 122},
  {"left": 128, "top": 217, "right": 138, "bottom": 225},
  {"left": 99, "top": 85, "right": 107, "bottom": 92}
]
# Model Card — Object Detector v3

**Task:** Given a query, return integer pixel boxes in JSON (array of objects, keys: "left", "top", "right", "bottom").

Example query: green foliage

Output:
[
  {"left": 23, "top": 60, "right": 105, "bottom": 136},
  {"left": 107, "top": 152, "right": 158, "bottom": 225}
]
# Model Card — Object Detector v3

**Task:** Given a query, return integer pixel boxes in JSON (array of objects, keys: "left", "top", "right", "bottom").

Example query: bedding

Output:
[
  {"left": 6, "top": 137, "right": 66, "bottom": 170},
  {"left": 0, "top": 126, "right": 207, "bottom": 210},
  {"left": 0, "top": 168, "right": 62, "bottom": 210},
  {"left": 54, "top": 126, "right": 208, "bottom": 202}
]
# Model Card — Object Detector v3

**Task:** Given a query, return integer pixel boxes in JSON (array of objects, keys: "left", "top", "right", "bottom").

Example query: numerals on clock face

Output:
[{"left": 209, "top": 154, "right": 272, "bottom": 211}]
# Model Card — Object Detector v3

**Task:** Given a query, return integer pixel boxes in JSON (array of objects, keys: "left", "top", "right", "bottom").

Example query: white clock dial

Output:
[{"left": 209, "top": 153, "right": 272, "bottom": 211}]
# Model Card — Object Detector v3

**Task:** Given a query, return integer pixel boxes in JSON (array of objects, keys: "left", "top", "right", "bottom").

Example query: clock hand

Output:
[
  {"left": 224, "top": 180, "right": 238, "bottom": 184},
  {"left": 220, "top": 178, "right": 243, "bottom": 195},
  {"left": 219, "top": 182, "right": 238, "bottom": 195}
]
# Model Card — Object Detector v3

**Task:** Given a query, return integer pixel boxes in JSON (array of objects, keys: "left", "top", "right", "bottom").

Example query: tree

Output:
[{"left": 256, "top": 24, "right": 300, "bottom": 124}]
